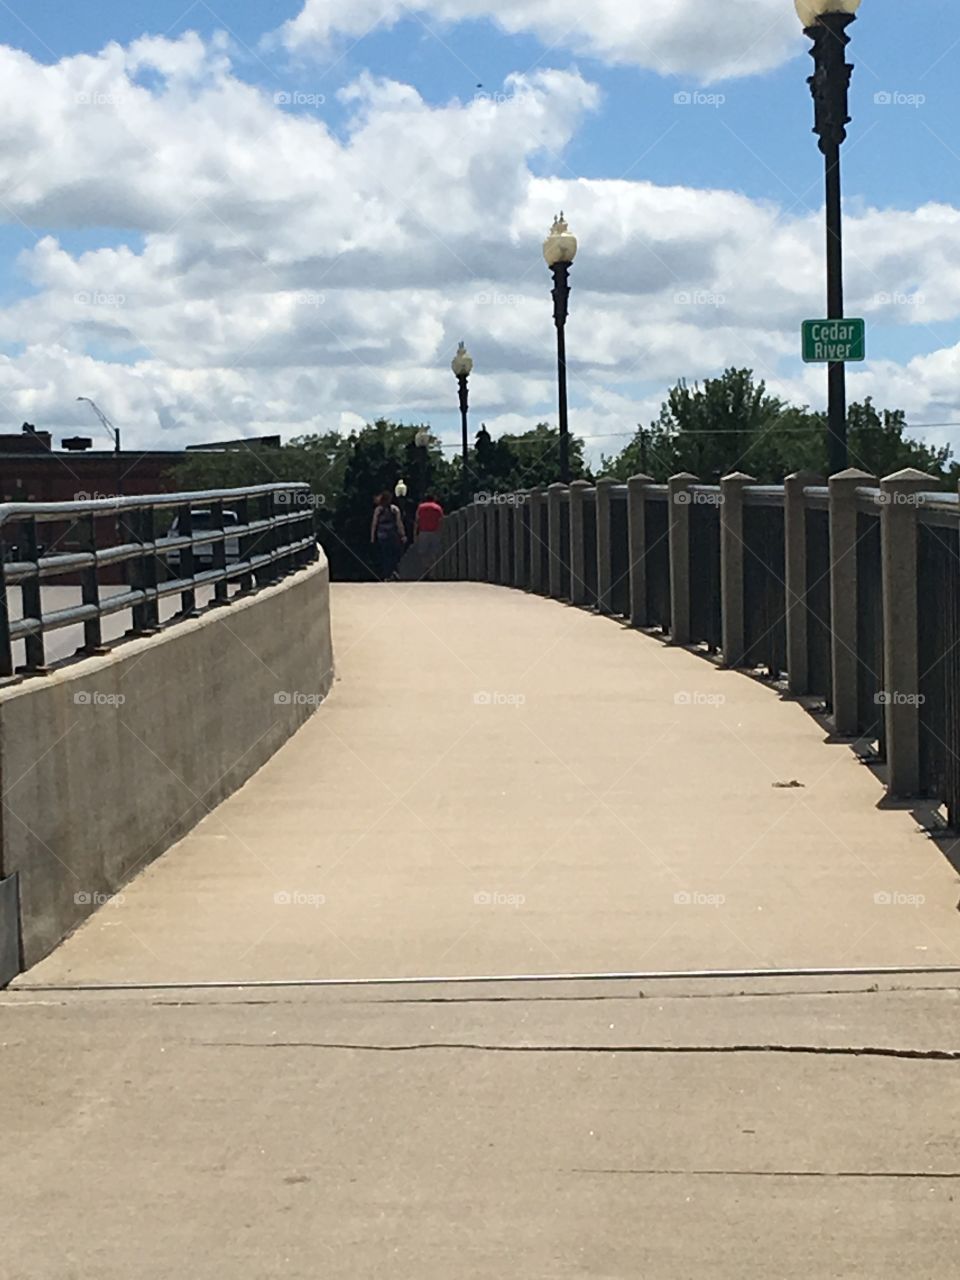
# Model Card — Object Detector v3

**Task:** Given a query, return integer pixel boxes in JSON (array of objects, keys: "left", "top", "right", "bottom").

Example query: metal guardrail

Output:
[{"left": 0, "top": 483, "right": 318, "bottom": 681}]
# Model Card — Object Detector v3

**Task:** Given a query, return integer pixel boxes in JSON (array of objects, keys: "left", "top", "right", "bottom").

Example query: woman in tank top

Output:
[{"left": 370, "top": 490, "right": 406, "bottom": 580}]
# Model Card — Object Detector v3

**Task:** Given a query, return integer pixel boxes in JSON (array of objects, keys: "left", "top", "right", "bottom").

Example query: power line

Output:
[{"left": 434, "top": 421, "right": 960, "bottom": 447}]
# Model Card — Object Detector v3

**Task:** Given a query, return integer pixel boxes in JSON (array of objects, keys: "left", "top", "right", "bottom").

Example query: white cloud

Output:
[
  {"left": 278, "top": 0, "right": 802, "bottom": 82},
  {"left": 0, "top": 35, "right": 958, "bottom": 465}
]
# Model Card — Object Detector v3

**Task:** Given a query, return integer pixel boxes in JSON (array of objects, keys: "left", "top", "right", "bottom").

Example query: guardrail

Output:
[
  {"left": 0, "top": 483, "right": 318, "bottom": 681},
  {"left": 434, "top": 469, "right": 960, "bottom": 826}
]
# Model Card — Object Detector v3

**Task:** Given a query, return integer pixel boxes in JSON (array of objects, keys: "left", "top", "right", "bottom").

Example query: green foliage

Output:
[
  {"left": 601, "top": 369, "right": 953, "bottom": 485},
  {"left": 465, "top": 422, "right": 590, "bottom": 496}
]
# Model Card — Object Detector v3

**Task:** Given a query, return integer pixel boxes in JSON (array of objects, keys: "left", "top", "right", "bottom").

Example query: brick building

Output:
[{"left": 0, "top": 425, "right": 281, "bottom": 503}]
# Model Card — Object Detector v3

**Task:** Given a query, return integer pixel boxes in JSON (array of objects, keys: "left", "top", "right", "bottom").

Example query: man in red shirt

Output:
[{"left": 414, "top": 495, "right": 444, "bottom": 580}]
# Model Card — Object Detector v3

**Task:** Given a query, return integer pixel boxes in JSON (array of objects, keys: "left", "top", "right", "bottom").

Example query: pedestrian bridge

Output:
[
  {"left": 1, "top": 476, "right": 959, "bottom": 987},
  {"left": 10, "top": 585, "right": 960, "bottom": 987}
]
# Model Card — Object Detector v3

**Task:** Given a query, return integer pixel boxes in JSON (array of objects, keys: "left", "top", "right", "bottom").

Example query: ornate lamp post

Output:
[
  {"left": 451, "top": 341, "right": 473, "bottom": 505},
  {"left": 796, "top": 0, "right": 862, "bottom": 475},
  {"left": 543, "top": 212, "right": 578, "bottom": 484}
]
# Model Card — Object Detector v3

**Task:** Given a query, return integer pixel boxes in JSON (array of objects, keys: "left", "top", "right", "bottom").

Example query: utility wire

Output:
[{"left": 434, "top": 421, "right": 960, "bottom": 448}]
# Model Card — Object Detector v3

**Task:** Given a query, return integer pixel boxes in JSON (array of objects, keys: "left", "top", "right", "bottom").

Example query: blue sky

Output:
[
  {"left": 0, "top": 0, "right": 959, "bottom": 457},
  {"left": 7, "top": 0, "right": 956, "bottom": 207}
]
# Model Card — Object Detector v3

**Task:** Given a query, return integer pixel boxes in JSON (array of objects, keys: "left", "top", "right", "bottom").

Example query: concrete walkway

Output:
[
  {"left": 20, "top": 582, "right": 960, "bottom": 986},
  {"left": 6, "top": 583, "right": 960, "bottom": 1277},
  {"left": 0, "top": 975, "right": 957, "bottom": 1279}
]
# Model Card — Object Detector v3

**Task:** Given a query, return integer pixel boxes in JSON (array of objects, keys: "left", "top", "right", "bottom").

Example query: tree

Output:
[
  {"left": 601, "top": 369, "right": 787, "bottom": 482},
  {"left": 601, "top": 370, "right": 953, "bottom": 485}
]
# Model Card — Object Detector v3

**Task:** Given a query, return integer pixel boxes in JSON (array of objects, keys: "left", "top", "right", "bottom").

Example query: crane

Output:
[
  {"left": 77, "top": 396, "right": 123, "bottom": 497},
  {"left": 76, "top": 397, "right": 121, "bottom": 453}
]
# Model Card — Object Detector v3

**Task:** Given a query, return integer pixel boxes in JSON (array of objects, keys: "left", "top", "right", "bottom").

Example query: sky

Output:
[{"left": 0, "top": 0, "right": 959, "bottom": 465}]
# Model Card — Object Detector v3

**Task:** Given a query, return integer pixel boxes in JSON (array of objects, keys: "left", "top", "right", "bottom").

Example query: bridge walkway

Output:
[{"left": 19, "top": 582, "right": 960, "bottom": 987}]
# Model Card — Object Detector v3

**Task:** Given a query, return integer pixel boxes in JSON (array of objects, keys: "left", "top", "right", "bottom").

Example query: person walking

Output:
[
  {"left": 370, "top": 490, "right": 406, "bottom": 580},
  {"left": 414, "top": 494, "right": 445, "bottom": 580}
]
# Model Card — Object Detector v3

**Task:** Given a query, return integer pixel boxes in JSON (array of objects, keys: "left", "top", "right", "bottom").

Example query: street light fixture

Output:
[
  {"left": 543, "top": 212, "right": 577, "bottom": 484},
  {"left": 796, "top": 0, "right": 862, "bottom": 474},
  {"left": 451, "top": 340, "right": 473, "bottom": 505}
]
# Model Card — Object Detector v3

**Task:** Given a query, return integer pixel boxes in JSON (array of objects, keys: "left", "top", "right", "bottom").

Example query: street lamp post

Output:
[
  {"left": 451, "top": 341, "right": 473, "bottom": 506},
  {"left": 796, "top": 0, "right": 861, "bottom": 475},
  {"left": 543, "top": 213, "right": 578, "bottom": 484}
]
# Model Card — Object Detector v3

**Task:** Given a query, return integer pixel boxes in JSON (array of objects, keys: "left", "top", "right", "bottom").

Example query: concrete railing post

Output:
[
  {"left": 529, "top": 488, "right": 545, "bottom": 594},
  {"left": 595, "top": 478, "right": 616, "bottom": 614},
  {"left": 627, "top": 473, "right": 654, "bottom": 627},
  {"left": 569, "top": 480, "right": 590, "bottom": 606},
  {"left": 828, "top": 468, "right": 876, "bottom": 736},
  {"left": 548, "top": 483, "right": 566, "bottom": 599},
  {"left": 513, "top": 494, "right": 528, "bottom": 588},
  {"left": 720, "top": 472, "right": 755, "bottom": 668},
  {"left": 668, "top": 473, "right": 697, "bottom": 645},
  {"left": 881, "top": 467, "right": 937, "bottom": 796},
  {"left": 783, "top": 472, "right": 820, "bottom": 694}
]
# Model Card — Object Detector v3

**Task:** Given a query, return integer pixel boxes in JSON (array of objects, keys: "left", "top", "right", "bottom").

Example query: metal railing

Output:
[{"left": 0, "top": 483, "right": 318, "bottom": 681}]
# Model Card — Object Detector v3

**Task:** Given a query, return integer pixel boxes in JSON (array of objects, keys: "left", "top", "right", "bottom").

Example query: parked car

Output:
[{"left": 163, "top": 508, "right": 240, "bottom": 576}]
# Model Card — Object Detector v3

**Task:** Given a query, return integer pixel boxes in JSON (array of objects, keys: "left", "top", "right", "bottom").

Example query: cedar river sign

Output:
[{"left": 802, "top": 318, "right": 866, "bottom": 363}]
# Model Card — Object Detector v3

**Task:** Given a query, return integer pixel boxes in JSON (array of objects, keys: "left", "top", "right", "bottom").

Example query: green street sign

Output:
[{"left": 802, "top": 318, "right": 866, "bottom": 364}]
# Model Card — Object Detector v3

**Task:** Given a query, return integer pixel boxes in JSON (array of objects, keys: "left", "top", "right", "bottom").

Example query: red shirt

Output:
[{"left": 417, "top": 501, "right": 444, "bottom": 533}]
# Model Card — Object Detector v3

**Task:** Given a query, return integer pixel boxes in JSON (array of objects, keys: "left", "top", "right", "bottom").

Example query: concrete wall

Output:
[{"left": 0, "top": 556, "right": 333, "bottom": 969}]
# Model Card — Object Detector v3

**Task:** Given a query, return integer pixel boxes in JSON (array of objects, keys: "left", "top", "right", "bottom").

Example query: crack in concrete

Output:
[
  {"left": 201, "top": 1041, "right": 960, "bottom": 1061},
  {"left": 359, "top": 983, "right": 960, "bottom": 1006}
]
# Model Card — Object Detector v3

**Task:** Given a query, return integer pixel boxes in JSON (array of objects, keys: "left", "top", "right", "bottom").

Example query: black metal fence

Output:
[
  {"left": 645, "top": 489, "right": 671, "bottom": 632},
  {"left": 609, "top": 488, "right": 630, "bottom": 617},
  {"left": 804, "top": 495, "right": 833, "bottom": 706},
  {"left": 742, "top": 492, "right": 787, "bottom": 677},
  {"left": 689, "top": 495, "right": 722, "bottom": 652},
  {"left": 582, "top": 490, "right": 598, "bottom": 606},
  {"left": 917, "top": 502, "right": 960, "bottom": 824},
  {"left": 855, "top": 505, "right": 885, "bottom": 750},
  {"left": 0, "top": 483, "right": 317, "bottom": 681}
]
